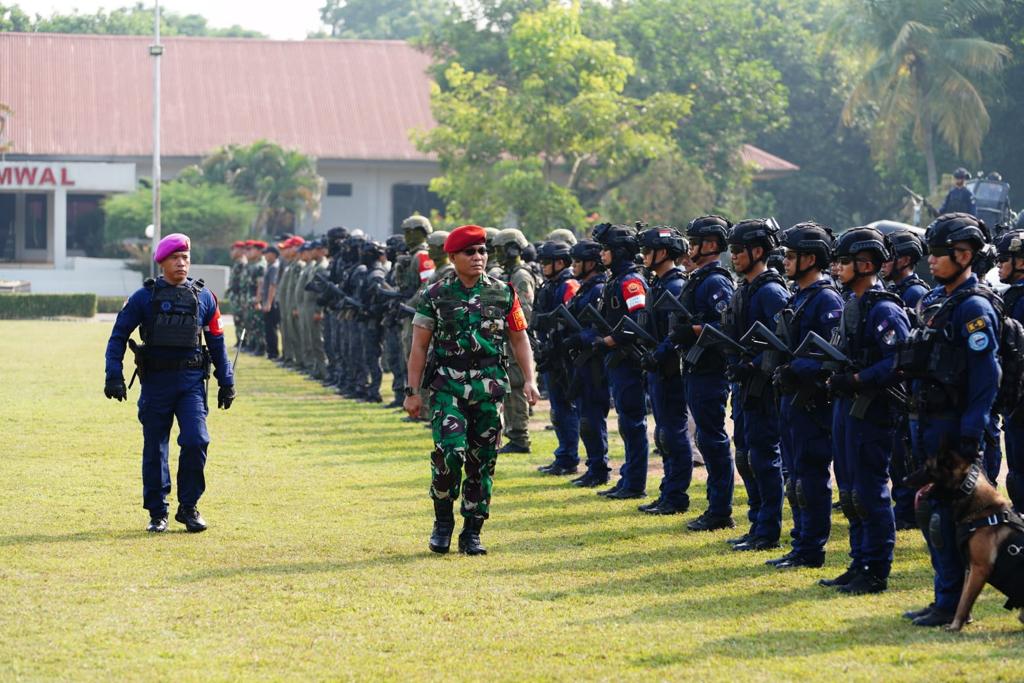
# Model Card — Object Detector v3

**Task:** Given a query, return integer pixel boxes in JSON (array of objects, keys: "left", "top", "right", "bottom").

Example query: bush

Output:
[
  {"left": 0, "top": 294, "right": 97, "bottom": 319},
  {"left": 96, "top": 296, "right": 127, "bottom": 313}
]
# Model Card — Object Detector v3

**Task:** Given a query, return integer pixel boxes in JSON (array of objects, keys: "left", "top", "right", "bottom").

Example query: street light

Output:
[{"left": 149, "top": 1, "right": 162, "bottom": 277}]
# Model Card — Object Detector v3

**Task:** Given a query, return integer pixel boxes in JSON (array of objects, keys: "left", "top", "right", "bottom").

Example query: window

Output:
[
  {"left": 25, "top": 194, "right": 47, "bottom": 250},
  {"left": 392, "top": 184, "right": 445, "bottom": 233},
  {"left": 327, "top": 183, "right": 353, "bottom": 197},
  {"left": 0, "top": 194, "right": 13, "bottom": 261},
  {"left": 67, "top": 194, "right": 106, "bottom": 257}
]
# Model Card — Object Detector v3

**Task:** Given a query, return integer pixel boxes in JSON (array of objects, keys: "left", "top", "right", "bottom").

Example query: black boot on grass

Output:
[{"left": 429, "top": 499, "right": 456, "bottom": 554}]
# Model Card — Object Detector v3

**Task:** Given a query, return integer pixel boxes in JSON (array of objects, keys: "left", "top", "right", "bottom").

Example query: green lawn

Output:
[{"left": 1, "top": 320, "right": 1021, "bottom": 681}]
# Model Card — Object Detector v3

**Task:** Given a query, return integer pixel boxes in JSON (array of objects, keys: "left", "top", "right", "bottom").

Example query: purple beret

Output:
[{"left": 154, "top": 233, "right": 190, "bottom": 263}]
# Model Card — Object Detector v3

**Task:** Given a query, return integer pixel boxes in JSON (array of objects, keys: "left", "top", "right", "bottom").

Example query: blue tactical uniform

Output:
[
  {"left": 939, "top": 186, "right": 977, "bottom": 217},
  {"left": 536, "top": 260, "right": 581, "bottom": 472},
  {"left": 643, "top": 263, "right": 695, "bottom": 511},
  {"left": 726, "top": 268, "right": 790, "bottom": 545},
  {"left": 104, "top": 277, "right": 233, "bottom": 520},
  {"left": 776, "top": 279, "right": 844, "bottom": 564},
  {"left": 591, "top": 223, "right": 650, "bottom": 499},
  {"left": 566, "top": 271, "right": 611, "bottom": 483},
  {"left": 1002, "top": 282, "right": 1024, "bottom": 511},
  {"left": 674, "top": 261, "right": 735, "bottom": 524},
  {"left": 908, "top": 275, "right": 1001, "bottom": 615}
]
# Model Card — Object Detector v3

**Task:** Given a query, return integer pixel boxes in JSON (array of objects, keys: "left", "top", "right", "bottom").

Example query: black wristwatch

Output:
[{"left": 403, "top": 386, "right": 418, "bottom": 397}]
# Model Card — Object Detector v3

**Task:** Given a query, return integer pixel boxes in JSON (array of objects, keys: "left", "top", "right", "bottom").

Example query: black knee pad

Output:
[
  {"left": 851, "top": 489, "right": 869, "bottom": 520},
  {"left": 796, "top": 478, "right": 808, "bottom": 510},
  {"left": 736, "top": 449, "right": 752, "bottom": 480},
  {"left": 838, "top": 489, "right": 856, "bottom": 522}
]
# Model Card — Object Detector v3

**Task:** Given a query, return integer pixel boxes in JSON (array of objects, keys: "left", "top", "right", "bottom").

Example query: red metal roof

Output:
[
  {"left": 0, "top": 33, "right": 436, "bottom": 161},
  {"left": 740, "top": 143, "right": 800, "bottom": 179}
]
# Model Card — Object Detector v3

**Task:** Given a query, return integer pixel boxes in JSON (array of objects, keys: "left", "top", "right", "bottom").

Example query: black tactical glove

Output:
[
  {"left": 772, "top": 365, "right": 800, "bottom": 393},
  {"left": 104, "top": 376, "right": 127, "bottom": 402},
  {"left": 828, "top": 372, "right": 860, "bottom": 396},
  {"left": 669, "top": 322, "right": 698, "bottom": 347},
  {"left": 218, "top": 385, "right": 236, "bottom": 410},
  {"left": 726, "top": 362, "right": 756, "bottom": 383},
  {"left": 640, "top": 352, "right": 660, "bottom": 373}
]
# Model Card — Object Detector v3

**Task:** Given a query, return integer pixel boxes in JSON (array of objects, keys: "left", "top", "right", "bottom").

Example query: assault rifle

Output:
[
  {"left": 578, "top": 304, "right": 646, "bottom": 364},
  {"left": 794, "top": 331, "right": 908, "bottom": 419},
  {"left": 651, "top": 290, "right": 694, "bottom": 322},
  {"left": 686, "top": 324, "right": 769, "bottom": 397},
  {"left": 741, "top": 321, "right": 828, "bottom": 410}
]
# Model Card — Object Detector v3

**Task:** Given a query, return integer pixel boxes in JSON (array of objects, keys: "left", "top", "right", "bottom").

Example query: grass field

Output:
[{"left": 1, "top": 320, "right": 1022, "bottom": 681}]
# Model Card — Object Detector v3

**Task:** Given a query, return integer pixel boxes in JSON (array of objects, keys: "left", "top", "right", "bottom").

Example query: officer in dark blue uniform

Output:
[
  {"left": 996, "top": 230, "right": 1024, "bottom": 512},
  {"left": 104, "top": 233, "right": 234, "bottom": 533},
  {"left": 534, "top": 240, "right": 581, "bottom": 475},
  {"left": 637, "top": 226, "right": 694, "bottom": 515},
  {"left": 939, "top": 168, "right": 977, "bottom": 216},
  {"left": 564, "top": 239, "right": 612, "bottom": 487},
  {"left": 901, "top": 213, "right": 1000, "bottom": 625},
  {"left": 767, "top": 223, "right": 843, "bottom": 569},
  {"left": 722, "top": 219, "right": 790, "bottom": 551},
  {"left": 881, "top": 230, "right": 930, "bottom": 530},
  {"left": 668, "top": 216, "right": 736, "bottom": 532},
  {"left": 819, "top": 228, "right": 910, "bottom": 595},
  {"left": 593, "top": 223, "right": 650, "bottom": 499}
]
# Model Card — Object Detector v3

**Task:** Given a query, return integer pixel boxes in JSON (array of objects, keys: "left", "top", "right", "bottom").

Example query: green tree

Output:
[
  {"left": 838, "top": 0, "right": 1011, "bottom": 193},
  {"left": 4, "top": 2, "right": 264, "bottom": 37},
  {"left": 182, "top": 140, "right": 324, "bottom": 236},
  {"left": 103, "top": 181, "right": 258, "bottom": 261},
  {"left": 317, "top": 0, "right": 447, "bottom": 39},
  {"left": 414, "top": 3, "right": 690, "bottom": 235}
]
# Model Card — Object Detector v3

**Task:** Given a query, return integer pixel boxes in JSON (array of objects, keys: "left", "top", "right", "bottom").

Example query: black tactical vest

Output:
[
  {"left": 647, "top": 268, "right": 686, "bottom": 339},
  {"left": 142, "top": 278, "right": 204, "bottom": 349},
  {"left": 722, "top": 269, "right": 786, "bottom": 340},
  {"left": 598, "top": 266, "right": 642, "bottom": 330},
  {"left": 833, "top": 289, "right": 903, "bottom": 368},
  {"left": 679, "top": 264, "right": 732, "bottom": 324}
]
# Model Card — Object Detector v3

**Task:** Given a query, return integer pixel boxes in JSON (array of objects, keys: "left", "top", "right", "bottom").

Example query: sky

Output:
[{"left": 14, "top": 1, "right": 328, "bottom": 40}]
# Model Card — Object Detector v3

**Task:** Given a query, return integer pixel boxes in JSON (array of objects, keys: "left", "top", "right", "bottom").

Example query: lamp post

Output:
[{"left": 149, "top": 1, "right": 163, "bottom": 277}]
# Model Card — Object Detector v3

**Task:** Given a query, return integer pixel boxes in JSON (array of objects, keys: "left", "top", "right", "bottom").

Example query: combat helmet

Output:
[
  {"left": 638, "top": 226, "right": 686, "bottom": 259},
  {"left": 686, "top": 215, "right": 732, "bottom": 256},
  {"left": 780, "top": 221, "right": 835, "bottom": 277},
  {"left": 835, "top": 227, "right": 889, "bottom": 273},
  {"left": 547, "top": 228, "right": 578, "bottom": 246},
  {"left": 401, "top": 215, "right": 433, "bottom": 235},
  {"left": 537, "top": 240, "right": 572, "bottom": 263},
  {"left": 995, "top": 230, "right": 1024, "bottom": 282},
  {"left": 570, "top": 239, "right": 603, "bottom": 263},
  {"left": 885, "top": 230, "right": 926, "bottom": 264},
  {"left": 427, "top": 231, "right": 450, "bottom": 261},
  {"left": 493, "top": 228, "right": 529, "bottom": 262}
]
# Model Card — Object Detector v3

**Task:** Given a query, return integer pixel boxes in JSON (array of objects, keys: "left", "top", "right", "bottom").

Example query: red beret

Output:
[
  {"left": 232, "top": 240, "right": 245, "bottom": 248},
  {"left": 244, "top": 240, "right": 256, "bottom": 247},
  {"left": 252, "top": 240, "right": 268, "bottom": 249},
  {"left": 444, "top": 224, "right": 487, "bottom": 253}
]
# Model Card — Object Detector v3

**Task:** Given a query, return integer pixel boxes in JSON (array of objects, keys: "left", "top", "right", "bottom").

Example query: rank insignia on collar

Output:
[{"left": 967, "top": 317, "right": 986, "bottom": 333}]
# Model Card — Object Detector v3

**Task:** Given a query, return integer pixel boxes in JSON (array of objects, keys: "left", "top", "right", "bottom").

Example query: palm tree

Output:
[{"left": 838, "top": 0, "right": 1011, "bottom": 192}]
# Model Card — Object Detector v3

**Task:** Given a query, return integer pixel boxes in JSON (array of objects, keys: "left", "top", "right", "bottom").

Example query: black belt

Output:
[
  {"left": 143, "top": 354, "right": 206, "bottom": 371},
  {"left": 438, "top": 355, "right": 501, "bottom": 371}
]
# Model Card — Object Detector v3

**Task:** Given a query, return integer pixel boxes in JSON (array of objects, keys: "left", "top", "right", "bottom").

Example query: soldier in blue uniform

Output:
[
  {"left": 939, "top": 168, "right": 977, "bottom": 216},
  {"left": 670, "top": 215, "right": 736, "bottom": 532},
  {"left": 819, "top": 228, "right": 910, "bottom": 595},
  {"left": 996, "top": 230, "right": 1024, "bottom": 512},
  {"left": 534, "top": 241, "right": 581, "bottom": 476},
  {"left": 564, "top": 240, "right": 612, "bottom": 487},
  {"left": 104, "top": 233, "right": 234, "bottom": 533},
  {"left": 637, "top": 226, "right": 695, "bottom": 515},
  {"left": 593, "top": 223, "right": 650, "bottom": 500},
  {"left": 881, "top": 230, "right": 930, "bottom": 530},
  {"left": 901, "top": 213, "right": 1000, "bottom": 625},
  {"left": 768, "top": 223, "right": 843, "bottom": 569},
  {"left": 721, "top": 219, "right": 790, "bottom": 551}
]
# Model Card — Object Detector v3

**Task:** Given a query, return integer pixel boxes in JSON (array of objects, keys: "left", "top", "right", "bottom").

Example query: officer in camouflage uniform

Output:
[
  {"left": 244, "top": 241, "right": 267, "bottom": 355},
  {"left": 227, "top": 241, "right": 247, "bottom": 347},
  {"left": 405, "top": 225, "right": 539, "bottom": 556},
  {"left": 493, "top": 228, "right": 536, "bottom": 454}
]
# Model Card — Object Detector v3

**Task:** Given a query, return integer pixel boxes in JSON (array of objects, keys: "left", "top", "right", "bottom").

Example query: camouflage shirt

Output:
[{"left": 413, "top": 272, "right": 528, "bottom": 401}]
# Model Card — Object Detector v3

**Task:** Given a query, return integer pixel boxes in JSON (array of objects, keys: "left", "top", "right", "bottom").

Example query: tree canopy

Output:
[{"left": 0, "top": 2, "right": 264, "bottom": 37}]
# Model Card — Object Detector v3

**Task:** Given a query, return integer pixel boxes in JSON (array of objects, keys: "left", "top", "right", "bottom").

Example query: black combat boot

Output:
[
  {"left": 428, "top": 499, "right": 456, "bottom": 554},
  {"left": 174, "top": 506, "right": 207, "bottom": 533},
  {"left": 458, "top": 516, "right": 487, "bottom": 556}
]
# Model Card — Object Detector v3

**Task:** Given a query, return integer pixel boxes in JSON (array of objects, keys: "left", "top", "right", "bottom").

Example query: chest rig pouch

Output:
[
  {"left": 143, "top": 279, "right": 204, "bottom": 349},
  {"left": 648, "top": 269, "right": 685, "bottom": 340},
  {"left": 681, "top": 265, "right": 732, "bottom": 326},
  {"left": 432, "top": 276, "right": 508, "bottom": 371}
]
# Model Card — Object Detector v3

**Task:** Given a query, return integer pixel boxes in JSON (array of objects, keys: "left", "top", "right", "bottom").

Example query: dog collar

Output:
[{"left": 957, "top": 462, "right": 983, "bottom": 498}]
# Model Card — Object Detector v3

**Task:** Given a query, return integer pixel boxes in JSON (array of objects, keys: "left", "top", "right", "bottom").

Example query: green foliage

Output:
[
  {"left": 836, "top": 0, "right": 1011, "bottom": 192},
  {"left": 96, "top": 295, "right": 126, "bottom": 314},
  {"left": 415, "top": 3, "right": 689, "bottom": 236},
  {"left": 182, "top": 140, "right": 324, "bottom": 236},
  {"left": 316, "top": 0, "right": 447, "bottom": 39},
  {"left": 0, "top": 293, "right": 96, "bottom": 318},
  {"left": 103, "top": 181, "right": 257, "bottom": 259},
  {"left": 0, "top": 1, "right": 264, "bottom": 37}
]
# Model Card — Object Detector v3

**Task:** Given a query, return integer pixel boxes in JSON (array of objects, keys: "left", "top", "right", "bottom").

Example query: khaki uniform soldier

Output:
[
  {"left": 294, "top": 245, "right": 317, "bottom": 372},
  {"left": 493, "top": 228, "right": 537, "bottom": 454},
  {"left": 404, "top": 225, "right": 539, "bottom": 556},
  {"left": 276, "top": 240, "right": 297, "bottom": 364}
]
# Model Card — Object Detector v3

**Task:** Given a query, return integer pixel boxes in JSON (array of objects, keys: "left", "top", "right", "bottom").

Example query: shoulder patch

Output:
[
  {"left": 968, "top": 331, "right": 989, "bottom": 351},
  {"left": 967, "top": 317, "right": 987, "bottom": 333},
  {"left": 715, "top": 299, "right": 728, "bottom": 313}
]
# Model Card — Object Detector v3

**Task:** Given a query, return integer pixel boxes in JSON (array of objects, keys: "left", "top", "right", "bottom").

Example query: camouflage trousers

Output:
[{"left": 430, "top": 391, "right": 502, "bottom": 519}]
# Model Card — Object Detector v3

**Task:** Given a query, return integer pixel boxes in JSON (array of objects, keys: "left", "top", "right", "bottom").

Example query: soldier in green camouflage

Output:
[
  {"left": 244, "top": 241, "right": 267, "bottom": 355},
  {"left": 227, "top": 241, "right": 247, "bottom": 347},
  {"left": 405, "top": 225, "right": 539, "bottom": 556},
  {"left": 492, "top": 228, "right": 537, "bottom": 454}
]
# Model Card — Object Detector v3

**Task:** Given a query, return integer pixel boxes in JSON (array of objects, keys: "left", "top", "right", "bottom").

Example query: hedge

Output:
[
  {"left": 0, "top": 293, "right": 98, "bottom": 319},
  {"left": 97, "top": 295, "right": 127, "bottom": 313}
]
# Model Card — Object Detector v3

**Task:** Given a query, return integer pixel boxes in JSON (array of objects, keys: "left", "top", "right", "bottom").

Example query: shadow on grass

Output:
[
  {"left": 172, "top": 549, "right": 430, "bottom": 583},
  {"left": 0, "top": 529, "right": 144, "bottom": 546}
]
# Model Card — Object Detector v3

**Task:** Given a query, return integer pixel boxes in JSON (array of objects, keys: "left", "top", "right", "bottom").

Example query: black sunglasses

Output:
[
  {"left": 461, "top": 247, "right": 487, "bottom": 256},
  {"left": 728, "top": 245, "right": 746, "bottom": 254}
]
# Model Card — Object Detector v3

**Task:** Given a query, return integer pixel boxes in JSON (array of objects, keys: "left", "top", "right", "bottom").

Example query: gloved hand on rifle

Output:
[
  {"left": 668, "top": 321, "right": 699, "bottom": 347},
  {"left": 104, "top": 375, "right": 127, "bottom": 402},
  {"left": 218, "top": 384, "right": 236, "bottom": 410},
  {"left": 828, "top": 372, "right": 860, "bottom": 396},
  {"left": 772, "top": 365, "right": 800, "bottom": 393},
  {"left": 726, "top": 362, "right": 757, "bottom": 383}
]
